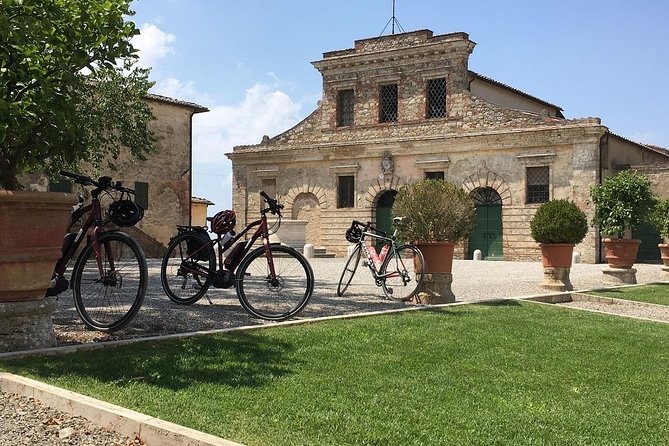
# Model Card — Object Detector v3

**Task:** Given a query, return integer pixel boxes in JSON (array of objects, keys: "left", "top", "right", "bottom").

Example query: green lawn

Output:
[
  {"left": 2, "top": 301, "right": 669, "bottom": 445},
  {"left": 585, "top": 283, "right": 669, "bottom": 305}
]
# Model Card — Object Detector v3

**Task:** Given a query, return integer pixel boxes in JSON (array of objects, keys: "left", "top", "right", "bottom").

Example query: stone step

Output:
[{"left": 313, "top": 247, "right": 336, "bottom": 258}]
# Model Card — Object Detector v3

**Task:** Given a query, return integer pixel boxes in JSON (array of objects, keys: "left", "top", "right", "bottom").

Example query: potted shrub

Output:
[
  {"left": 590, "top": 170, "right": 657, "bottom": 272},
  {"left": 0, "top": 1, "right": 155, "bottom": 352},
  {"left": 530, "top": 199, "right": 588, "bottom": 291},
  {"left": 392, "top": 179, "right": 475, "bottom": 303},
  {"left": 650, "top": 198, "right": 669, "bottom": 274}
]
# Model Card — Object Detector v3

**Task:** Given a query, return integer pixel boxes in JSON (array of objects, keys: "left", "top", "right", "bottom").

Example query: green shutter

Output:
[{"left": 134, "top": 181, "right": 149, "bottom": 209}]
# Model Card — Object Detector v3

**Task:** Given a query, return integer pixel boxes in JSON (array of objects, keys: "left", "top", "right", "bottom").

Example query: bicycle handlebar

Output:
[
  {"left": 59, "top": 170, "right": 136, "bottom": 194},
  {"left": 259, "top": 190, "right": 284, "bottom": 216},
  {"left": 351, "top": 220, "right": 386, "bottom": 237}
]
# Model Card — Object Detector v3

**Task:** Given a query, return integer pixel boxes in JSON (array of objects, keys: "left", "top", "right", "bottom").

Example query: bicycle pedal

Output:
[{"left": 362, "top": 260, "right": 369, "bottom": 267}]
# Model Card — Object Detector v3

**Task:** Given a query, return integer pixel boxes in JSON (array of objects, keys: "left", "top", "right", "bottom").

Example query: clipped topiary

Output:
[
  {"left": 530, "top": 199, "right": 588, "bottom": 244},
  {"left": 392, "top": 179, "right": 475, "bottom": 242}
]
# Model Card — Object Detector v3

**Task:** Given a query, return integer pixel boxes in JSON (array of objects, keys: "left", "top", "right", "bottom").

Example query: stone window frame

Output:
[
  {"left": 378, "top": 83, "right": 399, "bottom": 123},
  {"left": 336, "top": 88, "right": 355, "bottom": 127},
  {"left": 425, "top": 77, "right": 447, "bottom": 119},
  {"left": 329, "top": 163, "right": 359, "bottom": 209},
  {"left": 516, "top": 152, "right": 555, "bottom": 205},
  {"left": 415, "top": 158, "right": 450, "bottom": 181}
]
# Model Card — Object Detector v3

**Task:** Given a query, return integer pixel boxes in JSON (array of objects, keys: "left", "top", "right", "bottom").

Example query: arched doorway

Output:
[
  {"left": 468, "top": 187, "right": 503, "bottom": 260},
  {"left": 375, "top": 190, "right": 397, "bottom": 250},
  {"left": 292, "top": 192, "right": 321, "bottom": 245}
]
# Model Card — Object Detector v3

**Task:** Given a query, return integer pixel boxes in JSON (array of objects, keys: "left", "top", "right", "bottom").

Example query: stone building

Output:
[
  {"left": 227, "top": 30, "right": 669, "bottom": 263},
  {"left": 27, "top": 94, "right": 209, "bottom": 256}
]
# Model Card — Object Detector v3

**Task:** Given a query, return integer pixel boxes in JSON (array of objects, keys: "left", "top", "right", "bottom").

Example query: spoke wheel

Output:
[
  {"left": 236, "top": 245, "right": 314, "bottom": 321},
  {"left": 380, "top": 244, "right": 425, "bottom": 301},
  {"left": 72, "top": 232, "right": 147, "bottom": 331},
  {"left": 161, "top": 231, "right": 215, "bottom": 304},
  {"left": 337, "top": 244, "right": 361, "bottom": 297}
]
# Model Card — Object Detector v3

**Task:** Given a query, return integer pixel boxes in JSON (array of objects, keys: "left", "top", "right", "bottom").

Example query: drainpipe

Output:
[{"left": 596, "top": 132, "right": 609, "bottom": 263}]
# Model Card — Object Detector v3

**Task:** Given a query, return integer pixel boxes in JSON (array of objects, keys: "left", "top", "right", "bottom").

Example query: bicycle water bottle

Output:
[
  {"left": 367, "top": 246, "right": 380, "bottom": 263},
  {"left": 379, "top": 245, "right": 389, "bottom": 261}
]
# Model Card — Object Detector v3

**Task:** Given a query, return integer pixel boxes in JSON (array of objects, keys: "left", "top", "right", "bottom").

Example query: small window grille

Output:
[
  {"left": 337, "top": 175, "right": 355, "bottom": 208},
  {"left": 526, "top": 167, "right": 549, "bottom": 204},
  {"left": 425, "top": 171, "right": 445, "bottom": 180},
  {"left": 426, "top": 78, "right": 447, "bottom": 119},
  {"left": 379, "top": 84, "right": 398, "bottom": 123},
  {"left": 337, "top": 89, "right": 354, "bottom": 127}
]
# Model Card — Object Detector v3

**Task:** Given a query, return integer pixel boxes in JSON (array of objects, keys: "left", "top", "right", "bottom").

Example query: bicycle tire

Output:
[
  {"left": 161, "top": 231, "right": 215, "bottom": 304},
  {"left": 337, "top": 244, "right": 361, "bottom": 297},
  {"left": 380, "top": 244, "right": 425, "bottom": 301},
  {"left": 236, "top": 244, "right": 314, "bottom": 321},
  {"left": 72, "top": 231, "right": 147, "bottom": 331}
]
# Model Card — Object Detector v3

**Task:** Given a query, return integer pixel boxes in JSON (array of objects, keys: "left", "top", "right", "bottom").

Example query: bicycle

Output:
[
  {"left": 46, "top": 171, "right": 148, "bottom": 331},
  {"left": 160, "top": 191, "right": 314, "bottom": 321},
  {"left": 337, "top": 219, "right": 425, "bottom": 301}
]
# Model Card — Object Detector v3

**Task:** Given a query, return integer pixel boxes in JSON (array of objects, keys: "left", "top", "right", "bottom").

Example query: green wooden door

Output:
[
  {"left": 467, "top": 187, "right": 503, "bottom": 260},
  {"left": 633, "top": 222, "right": 662, "bottom": 263},
  {"left": 375, "top": 190, "right": 397, "bottom": 250}
]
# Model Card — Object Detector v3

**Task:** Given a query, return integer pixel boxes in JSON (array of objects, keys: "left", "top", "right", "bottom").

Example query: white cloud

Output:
[
  {"left": 132, "top": 23, "right": 176, "bottom": 69},
  {"left": 192, "top": 82, "right": 303, "bottom": 164}
]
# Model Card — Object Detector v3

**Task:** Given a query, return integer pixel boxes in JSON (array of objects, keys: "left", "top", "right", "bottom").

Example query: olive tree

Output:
[{"left": 0, "top": 0, "right": 156, "bottom": 190}]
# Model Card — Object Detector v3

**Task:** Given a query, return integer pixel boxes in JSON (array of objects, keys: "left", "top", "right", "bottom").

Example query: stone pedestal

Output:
[
  {"left": 0, "top": 298, "right": 58, "bottom": 353},
  {"left": 602, "top": 267, "right": 637, "bottom": 285},
  {"left": 412, "top": 273, "right": 455, "bottom": 304},
  {"left": 540, "top": 267, "right": 573, "bottom": 292}
]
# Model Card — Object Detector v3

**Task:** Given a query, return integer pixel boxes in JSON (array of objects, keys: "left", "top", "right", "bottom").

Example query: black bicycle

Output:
[
  {"left": 160, "top": 191, "right": 314, "bottom": 321},
  {"left": 47, "top": 171, "right": 148, "bottom": 331},
  {"left": 338, "top": 219, "right": 425, "bottom": 301}
]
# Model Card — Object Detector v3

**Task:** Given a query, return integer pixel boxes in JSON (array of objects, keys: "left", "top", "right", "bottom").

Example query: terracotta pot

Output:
[
  {"left": 539, "top": 243, "right": 574, "bottom": 268},
  {"left": 659, "top": 243, "right": 669, "bottom": 267},
  {"left": 413, "top": 241, "right": 455, "bottom": 274},
  {"left": 0, "top": 190, "right": 77, "bottom": 301},
  {"left": 602, "top": 238, "right": 641, "bottom": 269}
]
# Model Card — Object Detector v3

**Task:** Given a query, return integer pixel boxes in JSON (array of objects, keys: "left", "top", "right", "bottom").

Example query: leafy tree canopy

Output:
[{"left": 0, "top": 0, "right": 156, "bottom": 189}]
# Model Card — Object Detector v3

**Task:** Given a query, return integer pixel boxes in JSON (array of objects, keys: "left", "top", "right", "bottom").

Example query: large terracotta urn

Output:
[
  {"left": 659, "top": 243, "right": 669, "bottom": 280},
  {"left": 539, "top": 243, "right": 575, "bottom": 291},
  {"left": 602, "top": 238, "right": 641, "bottom": 269},
  {"left": 0, "top": 190, "right": 76, "bottom": 352},
  {"left": 413, "top": 241, "right": 455, "bottom": 304}
]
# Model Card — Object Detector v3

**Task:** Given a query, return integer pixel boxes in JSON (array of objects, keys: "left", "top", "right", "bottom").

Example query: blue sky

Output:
[{"left": 129, "top": 0, "right": 669, "bottom": 215}]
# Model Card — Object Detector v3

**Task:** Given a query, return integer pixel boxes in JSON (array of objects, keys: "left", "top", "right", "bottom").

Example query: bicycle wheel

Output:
[
  {"left": 236, "top": 244, "right": 314, "bottom": 321},
  {"left": 337, "top": 244, "right": 361, "bottom": 297},
  {"left": 380, "top": 244, "right": 425, "bottom": 301},
  {"left": 161, "top": 231, "right": 215, "bottom": 304},
  {"left": 72, "top": 231, "right": 147, "bottom": 331}
]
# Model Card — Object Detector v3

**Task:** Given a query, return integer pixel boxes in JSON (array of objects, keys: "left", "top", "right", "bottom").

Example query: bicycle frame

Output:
[
  {"left": 356, "top": 225, "right": 405, "bottom": 283},
  {"left": 51, "top": 190, "right": 108, "bottom": 289},
  {"left": 180, "top": 205, "right": 277, "bottom": 279}
]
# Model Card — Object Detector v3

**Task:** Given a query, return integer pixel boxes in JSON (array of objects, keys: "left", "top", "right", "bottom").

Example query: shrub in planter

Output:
[
  {"left": 651, "top": 198, "right": 669, "bottom": 242},
  {"left": 590, "top": 170, "right": 656, "bottom": 239},
  {"left": 530, "top": 199, "right": 588, "bottom": 245},
  {"left": 530, "top": 199, "right": 588, "bottom": 291},
  {"left": 590, "top": 170, "right": 657, "bottom": 273},
  {"left": 391, "top": 179, "right": 475, "bottom": 304},
  {"left": 392, "top": 179, "right": 475, "bottom": 243}
]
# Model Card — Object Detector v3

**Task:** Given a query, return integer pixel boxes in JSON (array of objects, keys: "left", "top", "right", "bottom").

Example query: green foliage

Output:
[
  {"left": 650, "top": 198, "right": 669, "bottom": 240},
  {"left": 0, "top": 0, "right": 156, "bottom": 189},
  {"left": 530, "top": 199, "right": 588, "bottom": 244},
  {"left": 392, "top": 179, "right": 475, "bottom": 242},
  {"left": 590, "top": 170, "right": 657, "bottom": 239}
]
